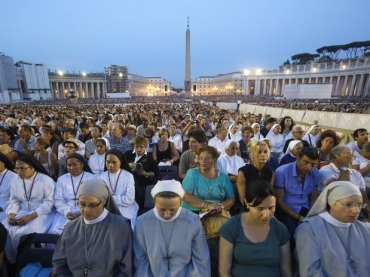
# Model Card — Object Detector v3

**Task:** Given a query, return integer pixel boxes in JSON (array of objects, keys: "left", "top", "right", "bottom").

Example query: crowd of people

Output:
[
  {"left": 0, "top": 99, "right": 369, "bottom": 276},
  {"left": 14, "top": 93, "right": 370, "bottom": 114}
]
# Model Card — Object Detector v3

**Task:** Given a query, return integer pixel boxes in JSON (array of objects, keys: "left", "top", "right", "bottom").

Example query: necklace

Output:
[
  {"left": 82, "top": 221, "right": 102, "bottom": 277},
  {"left": 158, "top": 221, "right": 176, "bottom": 271},
  {"left": 23, "top": 173, "right": 37, "bottom": 210},
  {"left": 108, "top": 169, "right": 122, "bottom": 195},
  {"left": 70, "top": 172, "right": 85, "bottom": 206}
]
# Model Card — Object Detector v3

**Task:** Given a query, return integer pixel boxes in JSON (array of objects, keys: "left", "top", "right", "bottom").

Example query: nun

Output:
[
  {"left": 0, "top": 153, "right": 18, "bottom": 222},
  {"left": 2, "top": 155, "right": 55, "bottom": 263},
  {"left": 88, "top": 138, "right": 110, "bottom": 176},
  {"left": 296, "top": 181, "right": 370, "bottom": 277},
  {"left": 278, "top": 140, "right": 303, "bottom": 166},
  {"left": 52, "top": 179, "right": 133, "bottom": 276},
  {"left": 133, "top": 180, "right": 210, "bottom": 277},
  {"left": 216, "top": 140, "right": 245, "bottom": 184},
  {"left": 51, "top": 153, "right": 96, "bottom": 234},
  {"left": 266, "top": 124, "right": 284, "bottom": 158},
  {"left": 98, "top": 148, "right": 138, "bottom": 229}
]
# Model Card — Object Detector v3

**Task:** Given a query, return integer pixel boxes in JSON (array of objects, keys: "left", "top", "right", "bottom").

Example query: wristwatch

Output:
[{"left": 340, "top": 167, "right": 350, "bottom": 171}]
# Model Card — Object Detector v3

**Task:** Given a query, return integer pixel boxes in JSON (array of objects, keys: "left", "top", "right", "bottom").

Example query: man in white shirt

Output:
[
  {"left": 318, "top": 145, "right": 370, "bottom": 213},
  {"left": 208, "top": 123, "right": 229, "bottom": 154},
  {"left": 168, "top": 123, "right": 182, "bottom": 154},
  {"left": 346, "top": 128, "right": 369, "bottom": 153}
]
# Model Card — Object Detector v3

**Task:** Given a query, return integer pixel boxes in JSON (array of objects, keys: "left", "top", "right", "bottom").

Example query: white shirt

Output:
[
  {"left": 169, "top": 134, "right": 183, "bottom": 153},
  {"left": 353, "top": 151, "right": 370, "bottom": 182},
  {"left": 318, "top": 163, "right": 365, "bottom": 193},
  {"left": 208, "top": 136, "right": 229, "bottom": 154}
]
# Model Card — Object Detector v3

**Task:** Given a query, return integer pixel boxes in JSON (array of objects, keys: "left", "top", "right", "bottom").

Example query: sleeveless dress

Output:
[{"left": 156, "top": 141, "right": 172, "bottom": 162}]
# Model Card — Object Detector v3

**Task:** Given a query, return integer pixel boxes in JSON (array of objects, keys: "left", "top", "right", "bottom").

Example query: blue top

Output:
[
  {"left": 219, "top": 215, "right": 290, "bottom": 277},
  {"left": 107, "top": 136, "right": 132, "bottom": 154},
  {"left": 14, "top": 135, "right": 36, "bottom": 154},
  {"left": 182, "top": 168, "right": 235, "bottom": 211},
  {"left": 274, "top": 161, "right": 319, "bottom": 213}
]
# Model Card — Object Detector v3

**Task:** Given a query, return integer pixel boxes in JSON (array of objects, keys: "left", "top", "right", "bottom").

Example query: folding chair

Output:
[
  {"left": 15, "top": 233, "right": 60, "bottom": 276},
  {"left": 158, "top": 165, "right": 179, "bottom": 181}
]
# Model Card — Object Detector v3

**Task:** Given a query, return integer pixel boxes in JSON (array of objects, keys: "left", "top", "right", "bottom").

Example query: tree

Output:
[
  {"left": 316, "top": 45, "right": 341, "bottom": 60},
  {"left": 291, "top": 53, "right": 319, "bottom": 64}
]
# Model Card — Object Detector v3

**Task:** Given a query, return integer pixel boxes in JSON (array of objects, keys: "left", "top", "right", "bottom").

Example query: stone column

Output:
[
  {"left": 348, "top": 75, "right": 357, "bottom": 97},
  {"left": 341, "top": 75, "right": 348, "bottom": 96},
  {"left": 356, "top": 75, "right": 365, "bottom": 96},
  {"left": 363, "top": 74, "right": 370, "bottom": 97}
]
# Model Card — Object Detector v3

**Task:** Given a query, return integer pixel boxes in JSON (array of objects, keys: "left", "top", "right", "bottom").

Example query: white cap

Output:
[{"left": 151, "top": 180, "right": 185, "bottom": 198}]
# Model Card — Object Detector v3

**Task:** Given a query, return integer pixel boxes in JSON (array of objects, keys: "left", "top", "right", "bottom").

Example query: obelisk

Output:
[{"left": 184, "top": 17, "right": 191, "bottom": 99}]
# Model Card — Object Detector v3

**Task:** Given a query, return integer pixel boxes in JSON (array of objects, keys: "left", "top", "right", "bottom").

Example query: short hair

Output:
[
  {"left": 143, "top": 127, "right": 154, "bottom": 138},
  {"left": 64, "top": 128, "right": 77, "bottom": 136},
  {"left": 241, "top": 126, "right": 253, "bottom": 133},
  {"left": 35, "top": 136, "right": 50, "bottom": 149},
  {"left": 0, "top": 128, "right": 15, "bottom": 140},
  {"left": 188, "top": 129, "right": 207, "bottom": 144},
  {"left": 216, "top": 123, "right": 226, "bottom": 134},
  {"left": 159, "top": 128, "right": 169, "bottom": 137},
  {"left": 298, "top": 147, "right": 320, "bottom": 160},
  {"left": 198, "top": 145, "right": 219, "bottom": 160},
  {"left": 316, "top": 130, "right": 339, "bottom": 149},
  {"left": 353, "top": 128, "right": 368, "bottom": 139},
  {"left": 91, "top": 125, "right": 102, "bottom": 133},
  {"left": 112, "top": 122, "right": 124, "bottom": 132},
  {"left": 132, "top": 135, "right": 147, "bottom": 146},
  {"left": 42, "top": 125, "right": 54, "bottom": 135},
  {"left": 266, "top": 117, "right": 277, "bottom": 125},
  {"left": 245, "top": 180, "right": 276, "bottom": 208},
  {"left": 79, "top": 123, "right": 89, "bottom": 130},
  {"left": 20, "top": 125, "right": 32, "bottom": 133},
  {"left": 292, "top": 125, "right": 303, "bottom": 132},
  {"left": 249, "top": 140, "right": 271, "bottom": 161},
  {"left": 328, "top": 145, "right": 351, "bottom": 162}
]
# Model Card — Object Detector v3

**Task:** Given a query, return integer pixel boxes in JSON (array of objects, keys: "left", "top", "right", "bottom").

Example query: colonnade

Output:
[
  {"left": 49, "top": 81, "right": 106, "bottom": 99},
  {"left": 247, "top": 73, "right": 370, "bottom": 97}
]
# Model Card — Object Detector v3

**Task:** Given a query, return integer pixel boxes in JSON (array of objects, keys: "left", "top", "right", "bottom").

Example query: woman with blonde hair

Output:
[{"left": 237, "top": 140, "right": 274, "bottom": 211}]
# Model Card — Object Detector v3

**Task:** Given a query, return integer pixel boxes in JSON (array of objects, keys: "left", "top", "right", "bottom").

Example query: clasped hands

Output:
[{"left": 8, "top": 213, "right": 35, "bottom": 226}]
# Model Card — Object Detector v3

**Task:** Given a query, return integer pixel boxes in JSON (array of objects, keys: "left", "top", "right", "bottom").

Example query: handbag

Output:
[{"left": 200, "top": 206, "right": 231, "bottom": 239}]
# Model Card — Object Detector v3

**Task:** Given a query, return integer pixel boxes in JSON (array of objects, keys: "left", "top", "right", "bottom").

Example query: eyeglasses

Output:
[
  {"left": 78, "top": 202, "right": 102, "bottom": 209},
  {"left": 336, "top": 201, "right": 363, "bottom": 210},
  {"left": 300, "top": 147, "right": 320, "bottom": 159},
  {"left": 14, "top": 166, "right": 31, "bottom": 172}
]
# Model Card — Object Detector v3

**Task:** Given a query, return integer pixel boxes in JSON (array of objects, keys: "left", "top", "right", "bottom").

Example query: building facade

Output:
[
  {"left": 192, "top": 58, "right": 370, "bottom": 97},
  {"left": 0, "top": 54, "right": 21, "bottom": 103}
]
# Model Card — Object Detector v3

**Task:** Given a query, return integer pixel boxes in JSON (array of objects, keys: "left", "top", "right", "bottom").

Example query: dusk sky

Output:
[{"left": 1, "top": 0, "right": 369, "bottom": 87}]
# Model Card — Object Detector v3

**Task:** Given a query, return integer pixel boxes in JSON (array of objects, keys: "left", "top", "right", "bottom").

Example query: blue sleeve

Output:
[
  {"left": 182, "top": 169, "right": 197, "bottom": 193},
  {"left": 274, "top": 167, "right": 286, "bottom": 189}
]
